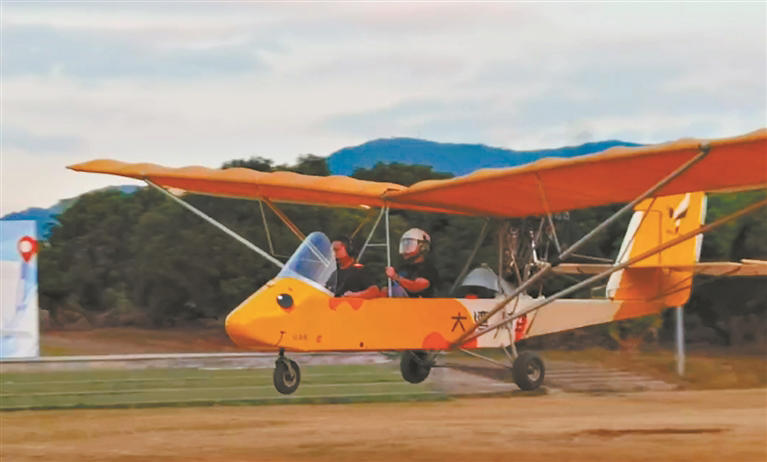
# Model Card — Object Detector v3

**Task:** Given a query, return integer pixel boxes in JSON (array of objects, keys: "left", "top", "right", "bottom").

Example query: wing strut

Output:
[
  {"left": 146, "top": 180, "right": 284, "bottom": 269},
  {"left": 356, "top": 207, "right": 387, "bottom": 262},
  {"left": 350, "top": 208, "right": 380, "bottom": 240},
  {"left": 258, "top": 201, "right": 289, "bottom": 259},
  {"left": 461, "top": 197, "right": 767, "bottom": 345},
  {"left": 261, "top": 198, "right": 306, "bottom": 242},
  {"left": 535, "top": 173, "right": 562, "bottom": 254},
  {"left": 385, "top": 206, "right": 393, "bottom": 297},
  {"left": 452, "top": 143, "right": 712, "bottom": 348}
]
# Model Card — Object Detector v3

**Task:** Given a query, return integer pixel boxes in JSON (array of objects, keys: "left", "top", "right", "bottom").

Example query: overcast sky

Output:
[{"left": 1, "top": 2, "right": 765, "bottom": 215}]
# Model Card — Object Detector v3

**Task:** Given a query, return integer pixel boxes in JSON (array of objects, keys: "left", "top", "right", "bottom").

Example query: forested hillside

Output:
[{"left": 38, "top": 156, "right": 766, "bottom": 346}]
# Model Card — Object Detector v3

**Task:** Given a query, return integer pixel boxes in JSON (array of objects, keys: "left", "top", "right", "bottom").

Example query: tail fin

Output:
[{"left": 607, "top": 192, "right": 707, "bottom": 307}]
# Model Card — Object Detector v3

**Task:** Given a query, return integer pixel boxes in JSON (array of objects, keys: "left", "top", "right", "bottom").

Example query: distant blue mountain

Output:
[
  {"left": 327, "top": 137, "right": 641, "bottom": 176},
  {"left": 2, "top": 185, "right": 140, "bottom": 240}
]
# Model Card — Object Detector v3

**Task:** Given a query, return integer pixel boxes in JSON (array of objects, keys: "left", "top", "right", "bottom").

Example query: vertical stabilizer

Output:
[{"left": 607, "top": 192, "right": 707, "bottom": 308}]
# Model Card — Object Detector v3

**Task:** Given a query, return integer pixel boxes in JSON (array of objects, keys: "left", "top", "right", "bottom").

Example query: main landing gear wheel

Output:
[
  {"left": 400, "top": 350, "right": 432, "bottom": 384},
  {"left": 274, "top": 356, "right": 301, "bottom": 395},
  {"left": 512, "top": 351, "right": 545, "bottom": 391}
]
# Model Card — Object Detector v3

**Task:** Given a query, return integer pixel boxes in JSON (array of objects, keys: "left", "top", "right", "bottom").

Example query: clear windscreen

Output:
[{"left": 277, "top": 232, "right": 337, "bottom": 293}]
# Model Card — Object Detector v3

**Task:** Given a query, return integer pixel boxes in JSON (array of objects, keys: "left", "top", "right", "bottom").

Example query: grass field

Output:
[
  {"left": 9, "top": 327, "right": 766, "bottom": 413},
  {"left": 5, "top": 348, "right": 765, "bottom": 412},
  {"left": 37, "top": 327, "right": 767, "bottom": 389},
  {"left": 0, "top": 364, "right": 445, "bottom": 411}
]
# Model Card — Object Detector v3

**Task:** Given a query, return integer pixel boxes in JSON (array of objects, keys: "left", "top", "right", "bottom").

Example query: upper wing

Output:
[
  {"left": 69, "top": 129, "right": 766, "bottom": 217},
  {"left": 386, "top": 129, "right": 766, "bottom": 217},
  {"left": 553, "top": 260, "right": 767, "bottom": 277},
  {"left": 67, "top": 159, "right": 453, "bottom": 214}
]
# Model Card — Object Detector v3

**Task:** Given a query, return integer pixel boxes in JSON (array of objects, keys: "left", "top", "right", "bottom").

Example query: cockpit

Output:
[{"left": 277, "top": 232, "right": 337, "bottom": 294}]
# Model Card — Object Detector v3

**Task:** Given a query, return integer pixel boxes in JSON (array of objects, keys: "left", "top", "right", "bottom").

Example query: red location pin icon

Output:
[{"left": 18, "top": 236, "right": 39, "bottom": 263}]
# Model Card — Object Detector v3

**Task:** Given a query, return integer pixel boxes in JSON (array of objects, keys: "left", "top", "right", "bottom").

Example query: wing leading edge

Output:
[
  {"left": 386, "top": 129, "right": 767, "bottom": 217},
  {"left": 67, "top": 159, "right": 456, "bottom": 214},
  {"left": 68, "top": 129, "right": 766, "bottom": 217}
]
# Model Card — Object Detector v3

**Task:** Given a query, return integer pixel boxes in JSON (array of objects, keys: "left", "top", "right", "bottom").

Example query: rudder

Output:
[{"left": 607, "top": 192, "right": 707, "bottom": 308}]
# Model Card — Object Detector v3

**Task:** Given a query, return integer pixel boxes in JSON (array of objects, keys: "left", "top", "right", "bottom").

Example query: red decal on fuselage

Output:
[
  {"left": 328, "top": 298, "right": 365, "bottom": 311},
  {"left": 421, "top": 332, "right": 477, "bottom": 350},
  {"left": 514, "top": 314, "right": 528, "bottom": 341},
  {"left": 422, "top": 332, "right": 449, "bottom": 349}
]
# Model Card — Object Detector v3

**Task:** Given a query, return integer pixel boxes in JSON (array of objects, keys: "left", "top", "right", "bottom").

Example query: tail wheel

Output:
[
  {"left": 400, "top": 350, "right": 432, "bottom": 384},
  {"left": 274, "top": 358, "right": 301, "bottom": 394},
  {"left": 512, "top": 351, "right": 545, "bottom": 391}
]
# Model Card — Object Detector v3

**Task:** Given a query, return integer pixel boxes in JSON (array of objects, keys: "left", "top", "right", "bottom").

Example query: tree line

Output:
[{"left": 38, "top": 156, "right": 766, "bottom": 345}]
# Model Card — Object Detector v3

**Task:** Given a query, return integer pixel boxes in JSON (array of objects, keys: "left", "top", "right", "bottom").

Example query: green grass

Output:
[
  {"left": 38, "top": 344, "right": 83, "bottom": 356},
  {"left": 5, "top": 348, "right": 761, "bottom": 411},
  {"left": 0, "top": 364, "right": 446, "bottom": 411}
]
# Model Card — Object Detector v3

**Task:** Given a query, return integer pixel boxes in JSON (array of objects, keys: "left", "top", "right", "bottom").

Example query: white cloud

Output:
[
  {"left": 0, "top": 148, "right": 145, "bottom": 216},
  {"left": 1, "top": 2, "right": 765, "bottom": 213},
  {"left": 2, "top": 125, "right": 87, "bottom": 154}
]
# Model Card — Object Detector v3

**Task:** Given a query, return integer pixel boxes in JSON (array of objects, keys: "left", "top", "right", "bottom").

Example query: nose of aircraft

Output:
[
  {"left": 225, "top": 294, "right": 277, "bottom": 349},
  {"left": 224, "top": 305, "right": 252, "bottom": 347},
  {"left": 225, "top": 277, "right": 329, "bottom": 351}
]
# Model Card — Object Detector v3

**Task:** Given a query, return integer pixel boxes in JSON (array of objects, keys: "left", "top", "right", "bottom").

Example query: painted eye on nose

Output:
[{"left": 276, "top": 294, "right": 293, "bottom": 309}]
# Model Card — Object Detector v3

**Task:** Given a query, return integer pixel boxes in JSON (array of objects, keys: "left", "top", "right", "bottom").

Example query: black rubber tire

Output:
[
  {"left": 273, "top": 359, "right": 301, "bottom": 394},
  {"left": 400, "top": 350, "right": 431, "bottom": 384},
  {"left": 512, "top": 351, "right": 545, "bottom": 391}
]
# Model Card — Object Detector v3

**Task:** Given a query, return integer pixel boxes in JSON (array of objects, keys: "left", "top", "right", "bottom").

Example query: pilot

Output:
[
  {"left": 385, "top": 228, "right": 440, "bottom": 298},
  {"left": 331, "top": 236, "right": 381, "bottom": 298}
]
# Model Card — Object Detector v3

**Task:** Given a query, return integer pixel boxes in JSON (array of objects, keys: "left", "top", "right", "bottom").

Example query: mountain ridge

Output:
[
  {"left": 327, "top": 137, "right": 640, "bottom": 176},
  {"left": 2, "top": 185, "right": 140, "bottom": 239}
]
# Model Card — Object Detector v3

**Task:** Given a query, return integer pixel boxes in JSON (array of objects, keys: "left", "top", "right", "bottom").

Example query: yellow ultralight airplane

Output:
[{"left": 69, "top": 129, "right": 767, "bottom": 394}]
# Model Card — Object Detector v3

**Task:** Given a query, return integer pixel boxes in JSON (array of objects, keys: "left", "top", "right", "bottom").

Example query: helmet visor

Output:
[{"left": 399, "top": 237, "right": 420, "bottom": 255}]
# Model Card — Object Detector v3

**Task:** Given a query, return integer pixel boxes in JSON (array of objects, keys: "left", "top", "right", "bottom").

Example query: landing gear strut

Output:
[
  {"left": 400, "top": 350, "right": 433, "bottom": 384},
  {"left": 273, "top": 349, "right": 301, "bottom": 395}
]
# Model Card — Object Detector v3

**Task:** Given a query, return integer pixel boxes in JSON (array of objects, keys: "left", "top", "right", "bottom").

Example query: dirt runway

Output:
[{"left": 2, "top": 388, "right": 766, "bottom": 462}]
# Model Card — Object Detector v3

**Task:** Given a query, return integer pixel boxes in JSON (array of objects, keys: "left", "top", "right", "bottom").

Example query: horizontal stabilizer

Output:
[{"left": 553, "top": 260, "right": 767, "bottom": 277}]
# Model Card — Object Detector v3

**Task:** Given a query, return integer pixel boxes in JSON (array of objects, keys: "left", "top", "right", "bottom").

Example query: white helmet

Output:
[{"left": 399, "top": 228, "right": 431, "bottom": 260}]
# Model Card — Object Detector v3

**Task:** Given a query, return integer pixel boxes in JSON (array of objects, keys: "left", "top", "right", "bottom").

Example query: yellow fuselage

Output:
[
  {"left": 225, "top": 277, "right": 479, "bottom": 352},
  {"left": 225, "top": 276, "right": 667, "bottom": 353}
]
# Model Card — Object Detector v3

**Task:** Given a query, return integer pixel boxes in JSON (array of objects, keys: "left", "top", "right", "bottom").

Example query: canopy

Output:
[{"left": 69, "top": 129, "right": 766, "bottom": 218}]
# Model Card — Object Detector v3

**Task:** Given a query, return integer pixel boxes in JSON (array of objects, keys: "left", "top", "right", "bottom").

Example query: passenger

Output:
[
  {"left": 385, "top": 228, "right": 440, "bottom": 298},
  {"left": 331, "top": 237, "right": 381, "bottom": 298}
]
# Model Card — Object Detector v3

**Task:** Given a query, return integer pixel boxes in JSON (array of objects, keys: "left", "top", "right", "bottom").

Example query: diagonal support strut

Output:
[
  {"left": 461, "top": 197, "right": 767, "bottom": 345},
  {"left": 146, "top": 180, "right": 284, "bottom": 269},
  {"left": 451, "top": 143, "right": 712, "bottom": 348}
]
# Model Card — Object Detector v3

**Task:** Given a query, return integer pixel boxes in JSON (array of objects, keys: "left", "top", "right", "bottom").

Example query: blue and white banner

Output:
[{"left": 1, "top": 220, "right": 39, "bottom": 358}]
